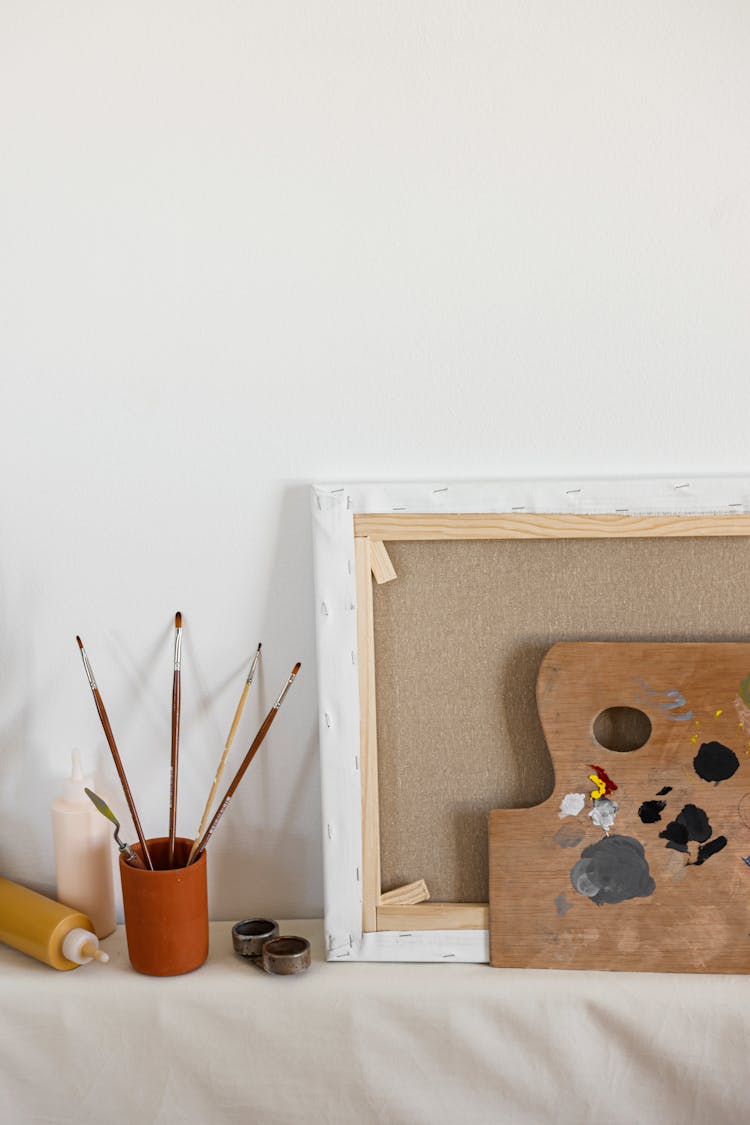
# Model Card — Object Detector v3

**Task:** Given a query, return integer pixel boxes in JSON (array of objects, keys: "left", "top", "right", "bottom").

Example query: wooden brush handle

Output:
[
  {"left": 190, "top": 708, "right": 278, "bottom": 863},
  {"left": 168, "top": 671, "right": 181, "bottom": 867},
  {"left": 95, "top": 689, "right": 154, "bottom": 871},
  {"left": 187, "top": 681, "right": 250, "bottom": 865}
]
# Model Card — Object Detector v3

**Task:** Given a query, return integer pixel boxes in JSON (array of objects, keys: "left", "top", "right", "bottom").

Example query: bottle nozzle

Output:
[
  {"left": 62, "top": 927, "right": 109, "bottom": 966},
  {"left": 63, "top": 749, "right": 93, "bottom": 802},
  {"left": 81, "top": 941, "right": 109, "bottom": 963}
]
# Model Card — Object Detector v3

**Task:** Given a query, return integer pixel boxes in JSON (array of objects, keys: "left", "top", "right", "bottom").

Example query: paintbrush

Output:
[
  {"left": 84, "top": 787, "right": 147, "bottom": 868},
  {"left": 168, "top": 611, "right": 183, "bottom": 868},
  {"left": 186, "top": 643, "right": 262, "bottom": 866},
  {"left": 188, "top": 662, "right": 301, "bottom": 865},
  {"left": 76, "top": 636, "right": 154, "bottom": 870}
]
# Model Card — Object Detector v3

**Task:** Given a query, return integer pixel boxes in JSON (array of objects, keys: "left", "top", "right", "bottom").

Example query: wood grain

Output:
[
  {"left": 379, "top": 879, "right": 430, "bottom": 906},
  {"left": 369, "top": 539, "right": 398, "bottom": 584},
  {"left": 355, "top": 536, "right": 381, "bottom": 932},
  {"left": 377, "top": 903, "right": 488, "bottom": 931},
  {"left": 354, "top": 513, "right": 750, "bottom": 541},
  {"left": 489, "top": 642, "right": 750, "bottom": 973}
]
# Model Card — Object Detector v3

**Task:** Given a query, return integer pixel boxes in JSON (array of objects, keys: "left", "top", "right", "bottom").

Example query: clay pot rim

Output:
[{"left": 119, "top": 836, "right": 206, "bottom": 875}]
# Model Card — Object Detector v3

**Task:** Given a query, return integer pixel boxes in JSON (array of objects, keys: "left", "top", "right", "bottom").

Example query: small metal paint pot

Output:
[
  {"left": 261, "top": 935, "right": 311, "bottom": 976},
  {"left": 232, "top": 918, "right": 279, "bottom": 959}
]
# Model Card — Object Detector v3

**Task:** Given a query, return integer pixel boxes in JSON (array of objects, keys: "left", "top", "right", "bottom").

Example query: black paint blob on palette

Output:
[
  {"left": 659, "top": 804, "right": 712, "bottom": 852},
  {"left": 693, "top": 741, "right": 740, "bottom": 784},
  {"left": 655, "top": 803, "right": 727, "bottom": 865},
  {"left": 638, "top": 799, "right": 667, "bottom": 824},
  {"left": 694, "top": 836, "right": 728, "bottom": 865}
]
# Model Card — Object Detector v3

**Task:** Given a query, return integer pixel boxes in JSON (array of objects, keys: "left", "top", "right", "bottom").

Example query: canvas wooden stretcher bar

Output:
[{"left": 311, "top": 477, "right": 750, "bottom": 963}]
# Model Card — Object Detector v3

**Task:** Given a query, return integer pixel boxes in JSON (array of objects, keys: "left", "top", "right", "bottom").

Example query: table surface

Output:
[{"left": 1, "top": 920, "right": 748, "bottom": 1125}]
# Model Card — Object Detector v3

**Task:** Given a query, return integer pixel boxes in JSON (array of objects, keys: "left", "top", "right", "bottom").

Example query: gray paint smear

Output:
[
  {"left": 553, "top": 823, "right": 586, "bottom": 848},
  {"left": 555, "top": 893, "right": 573, "bottom": 917},
  {"left": 571, "top": 835, "right": 656, "bottom": 906},
  {"left": 662, "top": 690, "right": 686, "bottom": 708},
  {"left": 635, "top": 680, "right": 694, "bottom": 721}
]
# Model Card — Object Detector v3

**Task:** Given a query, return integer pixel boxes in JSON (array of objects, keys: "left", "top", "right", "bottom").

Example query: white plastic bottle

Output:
[{"left": 51, "top": 750, "right": 116, "bottom": 938}]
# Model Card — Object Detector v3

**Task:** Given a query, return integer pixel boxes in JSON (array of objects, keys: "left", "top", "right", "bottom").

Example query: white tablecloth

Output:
[{"left": 0, "top": 920, "right": 747, "bottom": 1124}]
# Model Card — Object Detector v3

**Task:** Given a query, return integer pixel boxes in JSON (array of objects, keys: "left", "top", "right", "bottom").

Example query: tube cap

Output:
[{"left": 61, "top": 927, "right": 109, "bottom": 966}]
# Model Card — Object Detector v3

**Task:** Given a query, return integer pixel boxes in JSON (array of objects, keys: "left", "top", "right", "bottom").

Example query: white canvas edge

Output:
[{"left": 311, "top": 474, "right": 750, "bottom": 962}]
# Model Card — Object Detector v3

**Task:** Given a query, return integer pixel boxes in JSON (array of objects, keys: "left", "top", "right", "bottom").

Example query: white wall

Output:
[{"left": 1, "top": 2, "right": 749, "bottom": 921}]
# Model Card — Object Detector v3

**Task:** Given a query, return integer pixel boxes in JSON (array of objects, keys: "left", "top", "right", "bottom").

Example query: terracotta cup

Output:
[{"left": 119, "top": 837, "right": 208, "bottom": 976}]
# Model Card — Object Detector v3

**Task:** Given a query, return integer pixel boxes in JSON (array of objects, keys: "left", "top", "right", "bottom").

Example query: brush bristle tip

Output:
[{"left": 175, "top": 612, "right": 182, "bottom": 628}]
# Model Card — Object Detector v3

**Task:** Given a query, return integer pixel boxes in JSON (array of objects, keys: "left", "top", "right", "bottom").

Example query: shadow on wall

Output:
[
  {"left": 209, "top": 727, "right": 320, "bottom": 919},
  {"left": 210, "top": 482, "right": 322, "bottom": 919}
]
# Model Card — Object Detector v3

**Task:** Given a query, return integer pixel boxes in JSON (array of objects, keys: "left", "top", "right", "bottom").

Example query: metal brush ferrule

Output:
[
  {"left": 273, "top": 669, "right": 298, "bottom": 710},
  {"left": 174, "top": 627, "right": 182, "bottom": 671},
  {"left": 79, "top": 647, "right": 98, "bottom": 691},
  {"left": 246, "top": 646, "right": 261, "bottom": 686}
]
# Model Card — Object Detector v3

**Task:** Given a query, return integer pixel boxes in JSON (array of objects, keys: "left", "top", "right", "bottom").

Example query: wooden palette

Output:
[{"left": 489, "top": 642, "right": 750, "bottom": 973}]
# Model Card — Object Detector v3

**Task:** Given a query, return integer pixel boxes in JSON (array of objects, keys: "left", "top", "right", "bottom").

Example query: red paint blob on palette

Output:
[{"left": 589, "top": 764, "right": 617, "bottom": 796}]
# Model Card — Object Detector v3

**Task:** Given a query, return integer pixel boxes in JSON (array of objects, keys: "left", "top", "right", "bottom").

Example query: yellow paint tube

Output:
[{"left": 0, "top": 876, "right": 109, "bottom": 970}]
